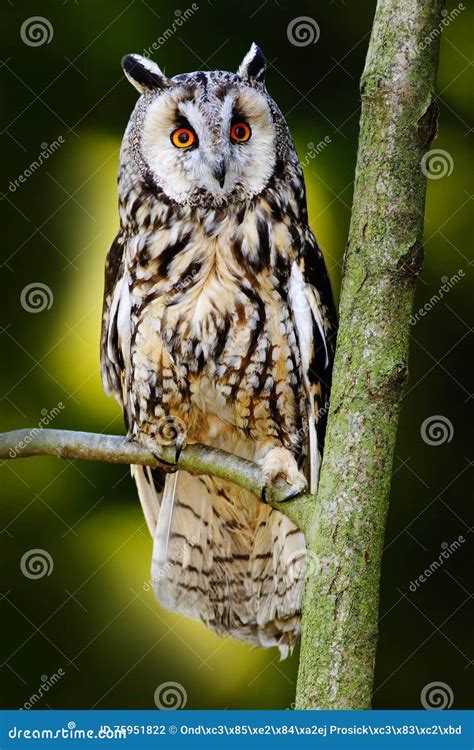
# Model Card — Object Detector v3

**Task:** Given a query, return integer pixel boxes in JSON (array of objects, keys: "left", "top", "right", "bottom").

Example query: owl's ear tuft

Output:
[
  {"left": 121, "top": 54, "right": 172, "bottom": 94},
  {"left": 237, "top": 43, "right": 266, "bottom": 85}
]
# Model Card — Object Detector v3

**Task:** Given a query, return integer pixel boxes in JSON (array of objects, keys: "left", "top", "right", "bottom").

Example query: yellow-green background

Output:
[{"left": 0, "top": 0, "right": 472, "bottom": 710}]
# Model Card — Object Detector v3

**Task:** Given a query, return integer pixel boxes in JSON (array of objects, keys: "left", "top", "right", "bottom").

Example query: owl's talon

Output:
[
  {"left": 260, "top": 483, "right": 303, "bottom": 504},
  {"left": 169, "top": 436, "right": 186, "bottom": 464},
  {"left": 151, "top": 450, "right": 178, "bottom": 468},
  {"left": 276, "top": 487, "right": 304, "bottom": 503},
  {"left": 174, "top": 433, "right": 186, "bottom": 463},
  {"left": 257, "top": 446, "right": 308, "bottom": 501}
]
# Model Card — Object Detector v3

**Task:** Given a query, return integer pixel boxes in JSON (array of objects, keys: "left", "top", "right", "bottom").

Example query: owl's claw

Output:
[
  {"left": 151, "top": 450, "right": 178, "bottom": 468},
  {"left": 174, "top": 432, "right": 186, "bottom": 463},
  {"left": 150, "top": 417, "right": 187, "bottom": 465},
  {"left": 277, "top": 487, "right": 305, "bottom": 503},
  {"left": 261, "top": 483, "right": 304, "bottom": 504},
  {"left": 258, "top": 447, "right": 308, "bottom": 503}
]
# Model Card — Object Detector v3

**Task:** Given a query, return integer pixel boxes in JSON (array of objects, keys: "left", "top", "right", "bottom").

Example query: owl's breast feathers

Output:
[{"left": 105, "top": 180, "right": 334, "bottom": 453}]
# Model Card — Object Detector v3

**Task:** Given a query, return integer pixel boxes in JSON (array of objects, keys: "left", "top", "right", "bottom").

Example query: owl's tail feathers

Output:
[
  {"left": 131, "top": 464, "right": 160, "bottom": 535},
  {"left": 138, "top": 469, "right": 306, "bottom": 659}
]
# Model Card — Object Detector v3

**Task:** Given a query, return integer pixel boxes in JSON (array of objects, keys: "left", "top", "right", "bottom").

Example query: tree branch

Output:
[
  {"left": 294, "top": 0, "right": 444, "bottom": 710},
  {"left": 0, "top": 428, "right": 311, "bottom": 528}
]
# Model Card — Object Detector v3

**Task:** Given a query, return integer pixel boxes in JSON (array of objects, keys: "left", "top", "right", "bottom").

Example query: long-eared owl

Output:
[{"left": 101, "top": 44, "right": 337, "bottom": 657}]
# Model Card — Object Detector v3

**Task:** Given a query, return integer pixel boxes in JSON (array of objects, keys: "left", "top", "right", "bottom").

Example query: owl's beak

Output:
[{"left": 213, "top": 161, "right": 227, "bottom": 189}]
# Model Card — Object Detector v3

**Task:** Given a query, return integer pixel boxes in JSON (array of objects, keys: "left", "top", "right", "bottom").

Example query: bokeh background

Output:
[{"left": 0, "top": 0, "right": 472, "bottom": 711}]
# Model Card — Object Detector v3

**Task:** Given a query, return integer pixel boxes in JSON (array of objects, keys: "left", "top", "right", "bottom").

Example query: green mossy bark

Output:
[{"left": 294, "top": 0, "right": 444, "bottom": 709}]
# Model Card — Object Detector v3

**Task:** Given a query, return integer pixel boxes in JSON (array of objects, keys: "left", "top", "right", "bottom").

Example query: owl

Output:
[{"left": 101, "top": 44, "right": 337, "bottom": 657}]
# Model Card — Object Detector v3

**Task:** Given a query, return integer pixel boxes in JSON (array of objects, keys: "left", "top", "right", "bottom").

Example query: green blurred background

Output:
[{"left": 0, "top": 0, "right": 472, "bottom": 710}]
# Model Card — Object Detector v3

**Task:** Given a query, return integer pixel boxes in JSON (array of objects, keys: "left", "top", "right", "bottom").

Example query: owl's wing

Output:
[
  {"left": 100, "top": 232, "right": 127, "bottom": 407},
  {"left": 101, "top": 233, "right": 164, "bottom": 534},
  {"left": 288, "top": 233, "right": 337, "bottom": 493}
]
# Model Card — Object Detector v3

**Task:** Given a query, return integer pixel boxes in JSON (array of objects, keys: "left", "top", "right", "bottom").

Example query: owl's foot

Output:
[
  {"left": 258, "top": 447, "right": 308, "bottom": 502},
  {"left": 152, "top": 436, "right": 185, "bottom": 465},
  {"left": 155, "top": 415, "right": 187, "bottom": 463},
  {"left": 139, "top": 425, "right": 186, "bottom": 466}
]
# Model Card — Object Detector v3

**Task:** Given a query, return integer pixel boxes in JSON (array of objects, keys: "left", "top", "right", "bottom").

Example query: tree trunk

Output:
[{"left": 294, "top": 0, "right": 444, "bottom": 709}]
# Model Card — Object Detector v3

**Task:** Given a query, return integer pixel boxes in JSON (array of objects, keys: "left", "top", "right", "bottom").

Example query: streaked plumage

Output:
[{"left": 101, "top": 44, "right": 336, "bottom": 656}]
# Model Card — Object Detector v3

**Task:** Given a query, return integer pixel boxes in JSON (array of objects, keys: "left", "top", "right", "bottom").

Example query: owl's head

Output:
[{"left": 121, "top": 44, "right": 293, "bottom": 207}]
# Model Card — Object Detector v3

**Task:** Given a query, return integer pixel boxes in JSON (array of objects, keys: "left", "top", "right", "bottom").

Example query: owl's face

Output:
[{"left": 122, "top": 45, "right": 283, "bottom": 207}]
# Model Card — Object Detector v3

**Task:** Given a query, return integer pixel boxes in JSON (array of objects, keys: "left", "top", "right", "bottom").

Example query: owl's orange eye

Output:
[
  {"left": 230, "top": 122, "right": 251, "bottom": 143},
  {"left": 171, "top": 128, "right": 197, "bottom": 149}
]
